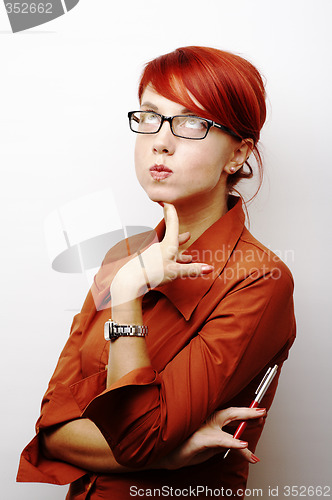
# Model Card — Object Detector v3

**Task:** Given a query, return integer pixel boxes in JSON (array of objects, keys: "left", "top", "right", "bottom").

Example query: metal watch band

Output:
[{"left": 104, "top": 320, "right": 148, "bottom": 341}]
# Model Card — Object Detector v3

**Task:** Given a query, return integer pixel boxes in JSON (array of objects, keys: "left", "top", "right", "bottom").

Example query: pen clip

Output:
[
  {"left": 255, "top": 365, "right": 278, "bottom": 403},
  {"left": 255, "top": 367, "right": 272, "bottom": 396}
]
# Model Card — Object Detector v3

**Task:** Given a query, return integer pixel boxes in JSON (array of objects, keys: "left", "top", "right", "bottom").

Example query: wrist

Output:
[{"left": 111, "top": 266, "right": 147, "bottom": 306}]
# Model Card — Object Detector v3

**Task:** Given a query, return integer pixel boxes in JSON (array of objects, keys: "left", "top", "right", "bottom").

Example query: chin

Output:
[
  {"left": 143, "top": 184, "right": 197, "bottom": 207},
  {"left": 144, "top": 186, "right": 174, "bottom": 204},
  {"left": 147, "top": 192, "right": 179, "bottom": 205},
  {"left": 148, "top": 196, "right": 170, "bottom": 206},
  {"left": 149, "top": 195, "right": 193, "bottom": 211}
]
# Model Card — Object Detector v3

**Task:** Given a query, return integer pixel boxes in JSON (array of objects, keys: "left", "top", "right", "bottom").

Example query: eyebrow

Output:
[{"left": 140, "top": 101, "right": 195, "bottom": 114}]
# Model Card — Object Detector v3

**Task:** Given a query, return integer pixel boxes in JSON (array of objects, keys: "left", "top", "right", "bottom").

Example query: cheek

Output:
[
  {"left": 134, "top": 139, "right": 146, "bottom": 177},
  {"left": 187, "top": 148, "right": 225, "bottom": 181},
  {"left": 134, "top": 134, "right": 153, "bottom": 162},
  {"left": 134, "top": 139, "right": 142, "bottom": 166}
]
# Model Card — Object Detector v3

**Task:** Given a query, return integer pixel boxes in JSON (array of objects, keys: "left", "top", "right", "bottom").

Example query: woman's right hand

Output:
[
  {"left": 157, "top": 407, "right": 266, "bottom": 470},
  {"left": 110, "top": 203, "right": 213, "bottom": 307}
]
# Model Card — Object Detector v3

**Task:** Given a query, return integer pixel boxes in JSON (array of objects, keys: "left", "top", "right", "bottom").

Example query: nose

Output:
[{"left": 153, "top": 120, "right": 176, "bottom": 155}]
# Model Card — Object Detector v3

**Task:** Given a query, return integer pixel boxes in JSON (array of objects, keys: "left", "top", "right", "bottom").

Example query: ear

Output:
[{"left": 224, "top": 139, "right": 254, "bottom": 175}]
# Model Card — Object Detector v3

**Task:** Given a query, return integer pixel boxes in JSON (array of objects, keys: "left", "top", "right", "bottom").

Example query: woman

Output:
[{"left": 17, "top": 46, "right": 296, "bottom": 499}]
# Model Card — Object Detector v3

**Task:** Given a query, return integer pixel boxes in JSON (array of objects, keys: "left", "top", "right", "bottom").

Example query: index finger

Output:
[
  {"left": 213, "top": 407, "right": 266, "bottom": 428},
  {"left": 163, "top": 203, "right": 180, "bottom": 249}
]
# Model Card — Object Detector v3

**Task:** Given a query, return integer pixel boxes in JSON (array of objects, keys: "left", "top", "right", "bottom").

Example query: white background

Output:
[{"left": 1, "top": 0, "right": 331, "bottom": 498}]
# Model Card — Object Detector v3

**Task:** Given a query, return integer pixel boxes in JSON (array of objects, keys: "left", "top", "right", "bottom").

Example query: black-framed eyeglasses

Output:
[{"left": 128, "top": 111, "right": 241, "bottom": 140}]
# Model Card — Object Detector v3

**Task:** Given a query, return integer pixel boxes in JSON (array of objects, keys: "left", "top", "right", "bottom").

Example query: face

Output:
[{"left": 134, "top": 86, "right": 244, "bottom": 211}]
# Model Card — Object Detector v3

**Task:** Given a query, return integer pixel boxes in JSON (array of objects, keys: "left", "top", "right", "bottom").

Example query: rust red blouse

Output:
[{"left": 17, "top": 197, "right": 296, "bottom": 499}]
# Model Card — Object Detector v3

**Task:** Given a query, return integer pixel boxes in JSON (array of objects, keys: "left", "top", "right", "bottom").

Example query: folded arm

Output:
[
  {"left": 41, "top": 408, "right": 264, "bottom": 473},
  {"left": 41, "top": 418, "right": 124, "bottom": 474}
]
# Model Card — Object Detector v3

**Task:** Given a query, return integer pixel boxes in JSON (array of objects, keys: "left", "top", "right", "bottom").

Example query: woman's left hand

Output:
[
  {"left": 157, "top": 407, "right": 265, "bottom": 470},
  {"left": 111, "top": 203, "right": 214, "bottom": 305}
]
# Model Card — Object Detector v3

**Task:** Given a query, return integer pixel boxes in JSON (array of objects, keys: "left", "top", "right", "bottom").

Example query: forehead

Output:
[
  {"left": 140, "top": 87, "right": 190, "bottom": 114},
  {"left": 140, "top": 85, "right": 205, "bottom": 115}
]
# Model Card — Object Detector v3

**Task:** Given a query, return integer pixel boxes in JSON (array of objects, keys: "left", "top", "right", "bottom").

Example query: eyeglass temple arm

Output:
[{"left": 213, "top": 122, "right": 242, "bottom": 140}]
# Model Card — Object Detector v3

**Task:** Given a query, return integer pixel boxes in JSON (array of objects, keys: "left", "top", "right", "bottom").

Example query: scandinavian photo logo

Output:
[{"left": 4, "top": 0, "right": 80, "bottom": 33}]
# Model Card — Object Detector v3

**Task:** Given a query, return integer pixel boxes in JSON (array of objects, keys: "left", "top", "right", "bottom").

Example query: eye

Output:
[
  {"left": 140, "top": 112, "right": 160, "bottom": 123},
  {"left": 182, "top": 117, "right": 207, "bottom": 130}
]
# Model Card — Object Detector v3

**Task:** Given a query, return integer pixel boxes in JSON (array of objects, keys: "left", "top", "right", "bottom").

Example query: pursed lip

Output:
[
  {"left": 149, "top": 164, "right": 173, "bottom": 173},
  {"left": 149, "top": 164, "right": 173, "bottom": 181}
]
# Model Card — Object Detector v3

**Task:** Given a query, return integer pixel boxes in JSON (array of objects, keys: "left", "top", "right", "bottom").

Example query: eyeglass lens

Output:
[{"left": 130, "top": 111, "right": 209, "bottom": 139}]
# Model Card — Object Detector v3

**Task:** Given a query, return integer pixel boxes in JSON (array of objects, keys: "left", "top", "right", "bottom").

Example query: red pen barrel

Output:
[
  {"left": 233, "top": 421, "right": 248, "bottom": 439},
  {"left": 233, "top": 400, "right": 259, "bottom": 439}
]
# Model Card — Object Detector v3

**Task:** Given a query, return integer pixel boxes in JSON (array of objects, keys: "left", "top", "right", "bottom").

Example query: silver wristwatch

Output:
[{"left": 104, "top": 320, "right": 148, "bottom": 341}]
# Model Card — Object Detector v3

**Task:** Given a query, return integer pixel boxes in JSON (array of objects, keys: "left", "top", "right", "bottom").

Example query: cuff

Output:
[
  {"left": 83, "top": 366, "right": 163, "bottom": 468},
  {"left": 17, "top": 370, "right": 107, "bottom": 485},
  {"left": 16, "top": 434, "right": 88, "bottom": 485},
  {"left": 38, "top": 370, "right": 107, "bottom": 430}
]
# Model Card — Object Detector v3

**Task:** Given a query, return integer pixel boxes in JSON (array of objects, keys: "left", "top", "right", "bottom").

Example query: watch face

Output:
[
  {"left": 104, "top": 321, "right": 114, "bottom": 340},
  {"left": 104, "top": 320, "right": 121, "bottom": 340}
]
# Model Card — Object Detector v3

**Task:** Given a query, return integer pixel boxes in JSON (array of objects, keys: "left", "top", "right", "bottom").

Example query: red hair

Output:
[{"left": 138, "top": 46, "right": 266, "bottom": 196}]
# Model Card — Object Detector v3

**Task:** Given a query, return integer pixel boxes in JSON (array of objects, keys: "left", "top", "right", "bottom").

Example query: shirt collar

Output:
[
  {"left": 151, "top": 196, "right": 245, "bottom": 321},
  {"left": 92, "top": 196, "right": 244, "bottom": 316}
]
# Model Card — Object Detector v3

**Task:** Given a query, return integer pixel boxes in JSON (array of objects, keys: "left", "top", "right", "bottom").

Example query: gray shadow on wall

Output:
[{"left": 4, "top": 0, "right": 80, "bottom": 33}]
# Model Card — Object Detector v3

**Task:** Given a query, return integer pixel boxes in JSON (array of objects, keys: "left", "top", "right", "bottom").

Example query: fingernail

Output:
[
  {"left": 201, "top": 264, "right": 214, "bottom": 272},
  {"left": 239, "top": 441, "right": 248, "bottom": 446},
  {"left": 255, "top": 408, "right": 266, "bottom": 413},
  {"left": 251, "top": 453, "right": 260, "bottom": 463}
]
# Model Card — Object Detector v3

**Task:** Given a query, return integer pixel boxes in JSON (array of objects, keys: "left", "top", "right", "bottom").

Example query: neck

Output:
[{"left": 175, "top": 195, "right": 229, "bottom": 251}]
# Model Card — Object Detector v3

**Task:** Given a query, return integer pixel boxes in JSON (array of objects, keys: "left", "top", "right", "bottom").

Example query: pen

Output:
[{"left": 223, "top": 364, "right": 278, "bottom": 459}]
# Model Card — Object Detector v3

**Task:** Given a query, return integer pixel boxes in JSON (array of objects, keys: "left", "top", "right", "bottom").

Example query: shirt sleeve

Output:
[
  {"left": 83, "top": 265, "right": 296, "bottom": 469},
  {"left": 17, "top": 289, "right": 107, "bottom": 485},
  {"left": 16, "top": 236, "right": 154, "bottom": 485}
]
